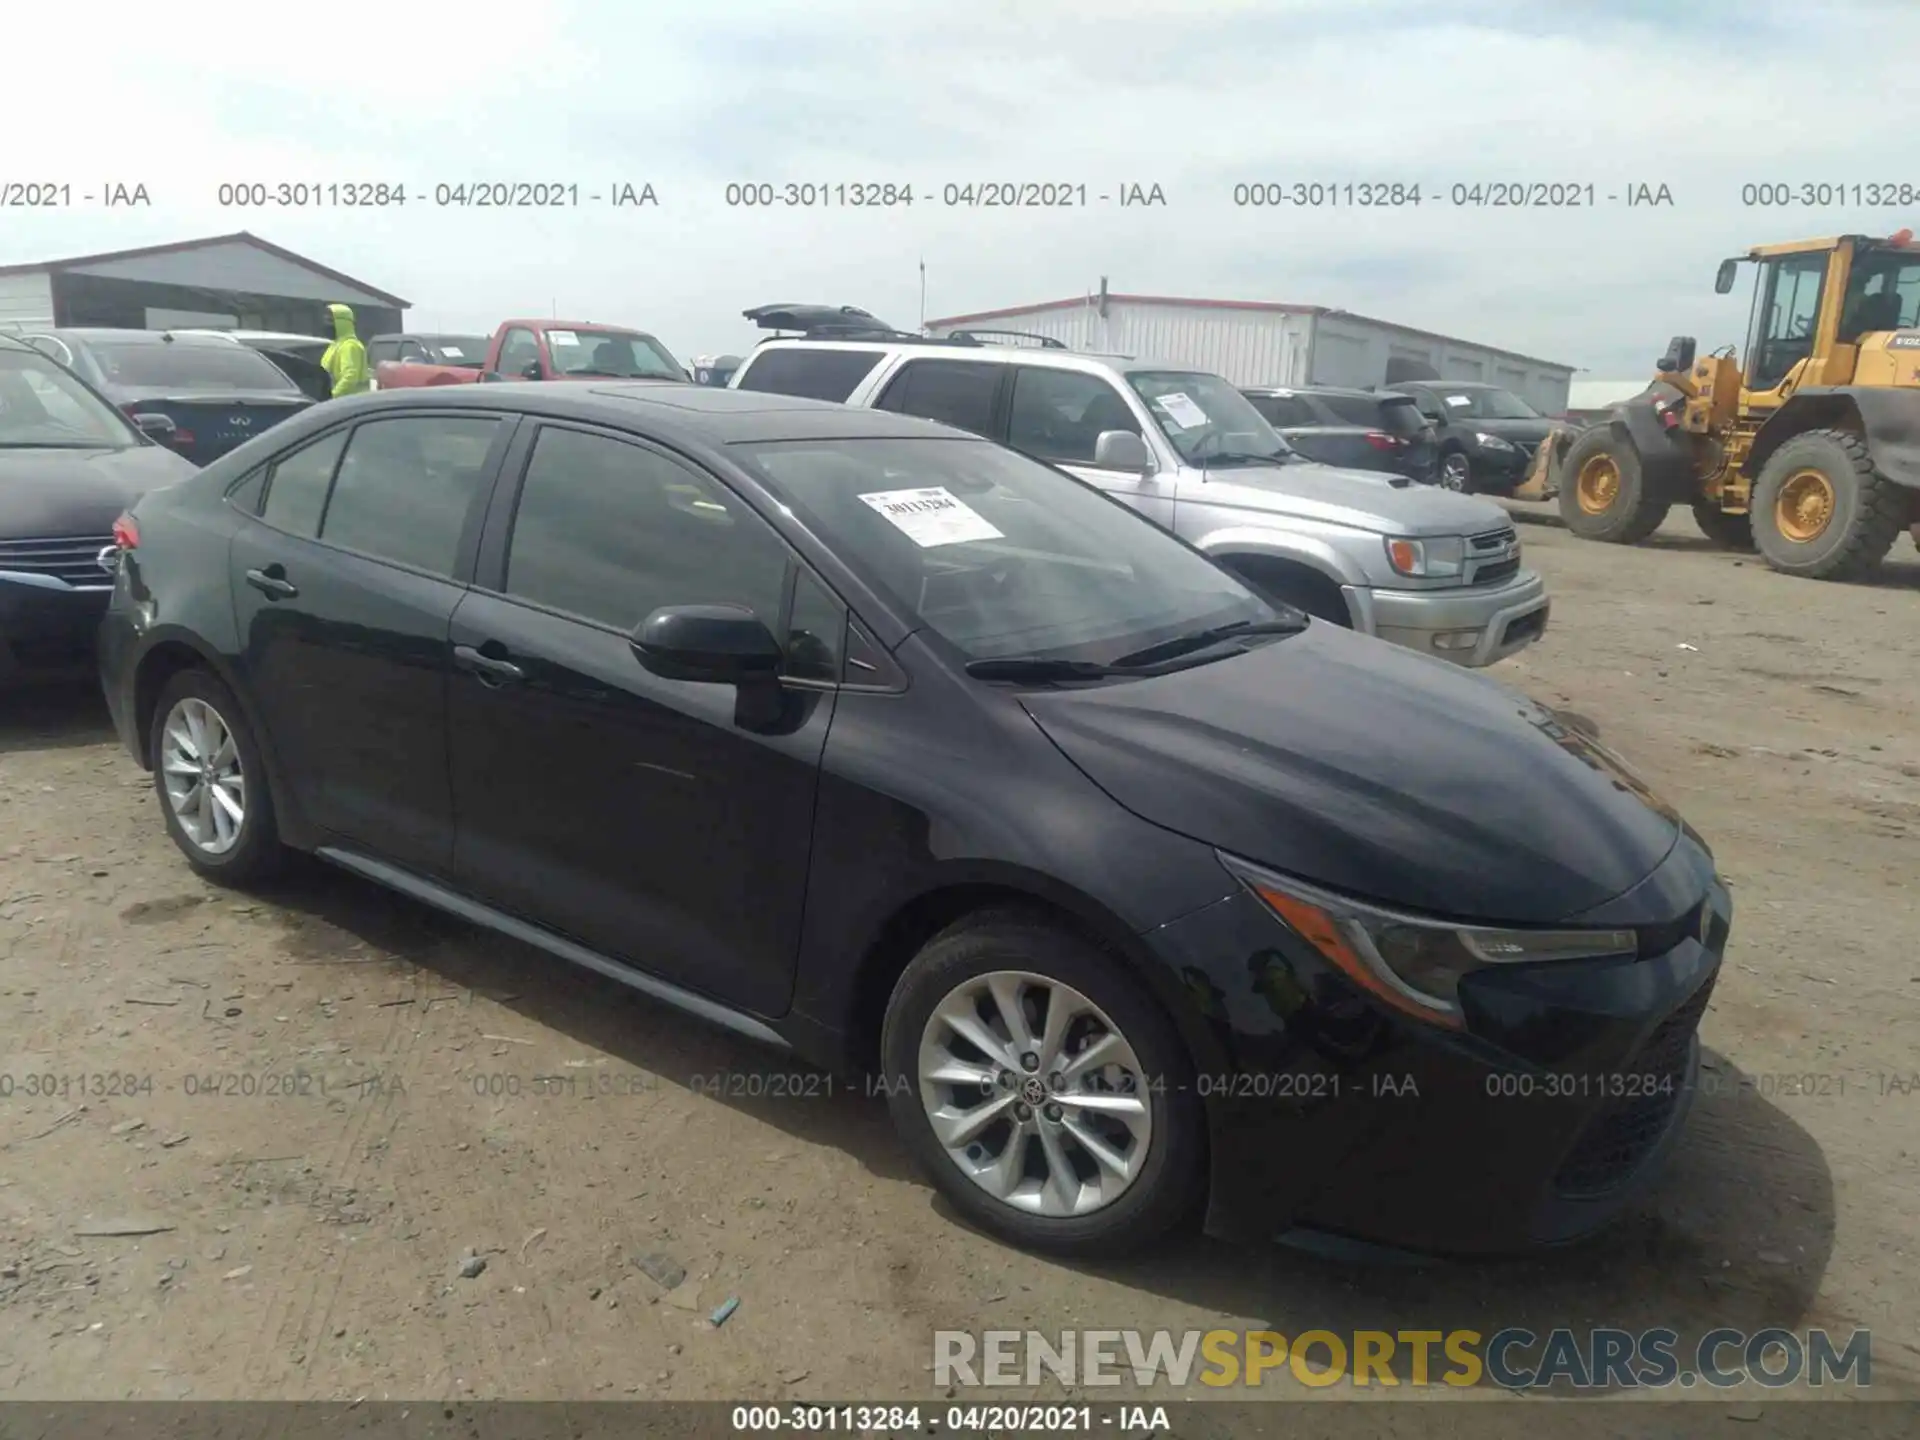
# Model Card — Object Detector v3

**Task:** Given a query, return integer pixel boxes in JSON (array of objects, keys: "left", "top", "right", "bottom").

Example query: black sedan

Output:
[
  {"left": 1388, "top": 380, "right": 1560, "bottom": 494},
  {"left": 23, "top": 328, "right": 315, "bottom": 467},
  {"left": 0, "top": 336, "right": 196, "bottom": 686},
  {"left": 1241, "top": 385, "right": 1438, "bottom": 483},
  {"left": 98, "top": 383, "right": 1729, "bottom": 1257}
]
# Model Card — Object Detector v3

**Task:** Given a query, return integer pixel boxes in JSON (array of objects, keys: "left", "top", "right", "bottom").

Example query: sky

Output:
[{"left": 5, "top": 0, "right": 1916, "bottom": 377}]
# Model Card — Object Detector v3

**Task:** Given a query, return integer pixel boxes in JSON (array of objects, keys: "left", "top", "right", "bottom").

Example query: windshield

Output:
[
  {"left": 0, "top": 346, "right": 141, "bottom": 449},
  {"left": 1435, "top": 386, "right": 1541, "bottom": 420},
  {"left": 90, "top": 340, "right": 300, "bottom": 393},
  {"left": 735, "top": 436, "right": 1273, "bottom": 664},
  {"left": 1126, "top": 371, "right": 1293, "bottom": 463},
  {"left": 546, "top": 328, "right": 682, "bottom": 379}
]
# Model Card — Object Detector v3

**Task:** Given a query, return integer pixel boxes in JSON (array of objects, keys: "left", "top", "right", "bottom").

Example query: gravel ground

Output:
[{"left": 1, "top": 508, "right": 1916, "bottom": 1423}]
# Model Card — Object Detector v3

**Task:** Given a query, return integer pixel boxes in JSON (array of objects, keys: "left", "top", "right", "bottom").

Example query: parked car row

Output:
[{"left": 90, "top": 375, "right": 1731, "bottom": 1262}]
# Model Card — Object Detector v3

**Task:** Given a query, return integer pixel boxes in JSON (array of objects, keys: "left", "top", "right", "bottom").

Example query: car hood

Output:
[
  {"left": 1194, "top": 459, "right": 1511, "bottom": 538},
  {"left": 1463, "top": 417, "right": 1558, "bottom": 444},
  {"left": 1021, "top": 624, "right": 1682, "bottom": 924},
  {"left": 0, "top": 444, "right": 196, "bottom": 538}
]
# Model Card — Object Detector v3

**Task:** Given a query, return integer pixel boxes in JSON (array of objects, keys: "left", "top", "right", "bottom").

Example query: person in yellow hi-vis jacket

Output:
[{"left": 318, "top": 303, "right": 371, "bottom": 398}]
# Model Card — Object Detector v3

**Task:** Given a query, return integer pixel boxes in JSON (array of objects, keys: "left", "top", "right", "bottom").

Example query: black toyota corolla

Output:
[{"left": 97, "top": 383, "right": 1729, "bottom": 1258}]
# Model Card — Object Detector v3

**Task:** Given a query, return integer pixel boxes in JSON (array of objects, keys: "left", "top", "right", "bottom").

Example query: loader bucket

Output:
[{"left": 1513, "top": 425, "right": 1578, "bottom": 500}]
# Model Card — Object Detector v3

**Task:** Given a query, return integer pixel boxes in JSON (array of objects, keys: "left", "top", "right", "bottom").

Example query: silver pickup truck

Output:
[{"left": 730, "top": 333, "right": 1550, "bottom": 667}]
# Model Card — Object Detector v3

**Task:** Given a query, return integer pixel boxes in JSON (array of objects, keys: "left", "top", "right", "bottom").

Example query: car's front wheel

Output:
[
  {"left": 1437, "top": 450, "right": 1471, "bottom": 491},
  {"left": 150, "top": 668, "right": 285, "bottom": 885},
  {"left": 879, "top": 910, "right": 1204, "bottom": 1257}
]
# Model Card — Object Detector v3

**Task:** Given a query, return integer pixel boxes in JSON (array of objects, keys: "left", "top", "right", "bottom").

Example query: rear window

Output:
[
  {"left": 737, "top": 347, "right": 884, "bottom": 403},
  {"left": 1244, "top": 392, "right": 1316, "bottom": 428},
  {"left": 89, "top": 341, "right": 300, "bottom": 393}
]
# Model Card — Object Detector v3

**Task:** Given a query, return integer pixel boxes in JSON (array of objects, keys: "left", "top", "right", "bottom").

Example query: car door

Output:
[
  {"left": 228, "top": 410, "right": 513, "bottom": 876},
  {"left": 870, "top": 357, "right": 1006, "bottom": 438},
  {"left": 445, "top": 421, "right": 841, "bottom": 1015},
  {"left": 1005, "top": 366, "right": 1173, "bottom": 525}
]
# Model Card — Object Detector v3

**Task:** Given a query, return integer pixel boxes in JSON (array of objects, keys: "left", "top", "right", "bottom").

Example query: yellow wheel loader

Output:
[{"left": 1551, "top": 228, "right": 1920, "bottom": 581}]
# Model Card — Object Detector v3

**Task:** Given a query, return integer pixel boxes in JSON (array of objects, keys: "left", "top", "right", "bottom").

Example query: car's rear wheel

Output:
[
  {"left": 150, "top": 668, "right": 284, "bottom": 884},
  {"left": 879, "top": 910, "right": 1203, "bottom": 1257}
]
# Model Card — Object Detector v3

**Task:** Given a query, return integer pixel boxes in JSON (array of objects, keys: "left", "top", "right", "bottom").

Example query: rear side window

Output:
[
  {"left": 260, "top": 430, "right": 350, "bottom": 537},
  {"left": 1316, "top": 394, "right": 1389, "bottom": 426},
  {"left": 1245, "top": 392, "right": 1316, "bottom": 427},
  {"left": 88, "top": 341, "right": 299, "bottom": 393},
  {"left": 873, "top": 359, "right": 1000, "bottom": 436},
  {"left": 317, "top": 415, "right": 501, "bottom": 576},
  {"left": 736, "top": 347, "right": 883, "bottom": 402}
]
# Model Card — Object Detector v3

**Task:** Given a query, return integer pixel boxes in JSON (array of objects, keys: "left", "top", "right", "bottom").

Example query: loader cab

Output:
[
  {"left": 1728, "top": 233, "right": 1920, "bottom": 401},
  {"left": 1741, "top": 247, "right": 1832, "bottom": 397}
]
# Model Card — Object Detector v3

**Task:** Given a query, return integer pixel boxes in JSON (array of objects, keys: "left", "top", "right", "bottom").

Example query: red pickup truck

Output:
[{"left": 373, "top": 319, "right": 688, "bottom": 388}]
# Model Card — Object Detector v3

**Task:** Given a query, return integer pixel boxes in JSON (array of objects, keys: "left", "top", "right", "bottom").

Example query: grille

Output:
[
  {"left": 1469, "top": 527, "right": 1514, "bottom": 552},
  {"left": 0, "top": 535, "right": 115, "bottom": 588},
  {"left": 1473, "top": 557, "right": 1521, "bottom": 586},
  {"left": 1551, "top": 978, "right": 1715, "bottom": 1199}
]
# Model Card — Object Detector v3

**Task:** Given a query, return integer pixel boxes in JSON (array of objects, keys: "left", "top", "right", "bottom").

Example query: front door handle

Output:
[
  {"left": 244, "top": 567, "right": 298, "bottom": 599},
  {"left": 453, "top": 644, "right": 525, "bottom": 683}
]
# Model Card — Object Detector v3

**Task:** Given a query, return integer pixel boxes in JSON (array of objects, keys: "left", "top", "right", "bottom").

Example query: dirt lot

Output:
[{"left": 2, "top": 510, "right": 1917, "bottom": 1421}]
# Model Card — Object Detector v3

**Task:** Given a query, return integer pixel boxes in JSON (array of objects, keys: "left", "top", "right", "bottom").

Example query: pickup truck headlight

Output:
[
  {"left": 1475, "top": 432, "right": 1516, "bottom": 451},
  {"left": 1383, "top": 534, "right": 1466, "bottom": 578},
  {"left": 1220, "top": 854, "right": 1637, "bottom": 1030}
]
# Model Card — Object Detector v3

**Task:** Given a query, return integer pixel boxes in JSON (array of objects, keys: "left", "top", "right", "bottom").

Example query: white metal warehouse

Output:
[{"left": 926, "top": 292, "right": 1576, "bottom": 415}]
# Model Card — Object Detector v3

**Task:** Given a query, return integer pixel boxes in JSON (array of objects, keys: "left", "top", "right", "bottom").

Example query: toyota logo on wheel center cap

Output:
[{"left": 1021, "top": 1077, "right": 1048, "bottom": 1104}]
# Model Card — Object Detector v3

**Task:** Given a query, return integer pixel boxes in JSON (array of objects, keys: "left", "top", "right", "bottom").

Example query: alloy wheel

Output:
[
  {"left": 159, "top": 696, "right": 247, "bottom": 855},
  {"left": 916, "top": 969, "right": 1153, "bottom": 1218},
  {"left": 1439, "top": 453, "right": 1470, "bottom": 490}
]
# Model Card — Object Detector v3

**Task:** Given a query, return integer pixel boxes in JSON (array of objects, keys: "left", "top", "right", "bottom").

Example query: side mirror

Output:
[
  {"left": 1093, "top": 430, "right": 1152, "bottom": 472},
  {"left": 631, "top": 604, "right": 783, "bottom": 684},
  {"left": 1657, "top": 335, "right": 1697, "bottom": 373},
  {"left": 131, "top": 412, "right": 176, "bottom": 440},
  {"left": 1714, "top": 259, "right": 1740, "bottom": 295},
  {"left": 520, "top": 358, "right": 545, "bottom": 380}
]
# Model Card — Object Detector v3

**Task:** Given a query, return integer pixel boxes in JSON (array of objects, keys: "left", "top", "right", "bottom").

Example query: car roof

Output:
[
  {"left": 328, "top": 378, "right": 980, "bottom": 445},
  {"left": 743, "top": 337, "right": 1207, "bottom": 379},
  {"left": 1243, "top": 384, "right": 1398, "bottom": 400},
  {"left": 37, "top": 327, "right": 243, "bottom": 346}
]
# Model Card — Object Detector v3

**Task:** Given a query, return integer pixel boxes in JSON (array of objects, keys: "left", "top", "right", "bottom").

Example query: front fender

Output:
[
  {"left": 1192, "top": 527, "right": 1371, "bottom": 588},
  {"left": 1752, "top": 388, "right": 1920, "bottom": 489},
  {"left": 1614, "top": 390, "right": 1695, "bottom": 499}
]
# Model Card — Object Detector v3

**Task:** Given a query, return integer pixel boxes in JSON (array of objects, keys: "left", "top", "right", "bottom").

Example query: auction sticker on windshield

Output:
[
  {"left": 1446, "top": 394, "right": 1472, "bottom": 406},
  {"left": 1153, "top": 392, "right": 1210, "bottom": 429},
  {"left": 860, "top": 487, "right": 1005, "bottom": 547}
]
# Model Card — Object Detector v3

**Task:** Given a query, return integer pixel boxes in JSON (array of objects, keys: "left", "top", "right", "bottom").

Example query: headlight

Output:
[
  {"left": 1475, "top": 432, "right": 1516, "bottom": 451},
  {"left": 1383, "top": 534, "right": 1466, "bottom": 578},
  {"left": 1219, "top": 853, "right": 1636, "bottom": 1030}
]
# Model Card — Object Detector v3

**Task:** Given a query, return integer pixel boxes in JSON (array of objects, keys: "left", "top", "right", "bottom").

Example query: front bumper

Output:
[
  {"left": 1470, "top": 442, "right": 1533, "bottom": 492},
  {"left": 1147, "top": 852, "right": 1730, "bottom": 1257},
  {"left": 1349, "top": 568, "right": 1550, "bottom": 668},
  {"left": 0, "top": 571, "right": 114, "bottom": 687}
]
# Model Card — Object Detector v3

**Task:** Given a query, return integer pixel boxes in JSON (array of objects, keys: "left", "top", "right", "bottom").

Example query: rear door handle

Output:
[
  {"left": 453, "top": 644, "right": 525, "bottom": 683},
  {"left": 244, "top": 567, "right": 298, "bottom": 599}
]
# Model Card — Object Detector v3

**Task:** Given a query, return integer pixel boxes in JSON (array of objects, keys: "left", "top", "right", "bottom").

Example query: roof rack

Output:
[
  {"left": 742, "top": 303, "right": 1074, "bottom": 352},
  {"left": 942, "top": 328, "right": 1067, "bottom": 349}
]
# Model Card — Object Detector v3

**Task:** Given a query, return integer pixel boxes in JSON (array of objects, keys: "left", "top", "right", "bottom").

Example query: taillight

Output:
[
  {"left": 112, "top": 514, "right": 139, "bottom": 549},
  {"left": 1364, "top": 431, "right": 1401, "bottom": 451}
]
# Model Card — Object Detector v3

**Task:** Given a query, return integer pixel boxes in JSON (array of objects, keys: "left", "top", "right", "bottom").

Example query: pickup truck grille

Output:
[{"left": 0, "top": 534, "right": 115, "bottom": 588}]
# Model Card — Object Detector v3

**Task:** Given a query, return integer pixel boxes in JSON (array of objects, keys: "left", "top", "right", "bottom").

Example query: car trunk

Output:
[{"left": 120, "top": 393, "right": 313, "bottom": 466}]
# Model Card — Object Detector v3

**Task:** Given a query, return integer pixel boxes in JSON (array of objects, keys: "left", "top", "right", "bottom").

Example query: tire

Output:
[
  {"left": 149, "top": 668, "right": 285, "bottom": 885},
  {"left": 879, "top": 909, "right": 1204, "bottom": 1257},
  {"left": 1689, "top": 500, "right": 1755, "bottom": 551},
  {"left": 1750, "top": 429, "right": 1908, "bottom": 581},
  {"left": 1436, "top": 449, "right": 1471, "bottom": 492},
  {"left": 1557, "top": 427, "right": 1671, "bottom": 543}
]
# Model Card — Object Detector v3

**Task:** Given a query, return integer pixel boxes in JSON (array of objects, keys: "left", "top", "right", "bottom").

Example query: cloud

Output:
[{"left": 3, "top": 0, "right": 1914, "bottom": 375}]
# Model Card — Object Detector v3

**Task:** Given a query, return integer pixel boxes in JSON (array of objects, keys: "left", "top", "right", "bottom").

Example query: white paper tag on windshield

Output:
[
  {"left": 547, "top": 330, "right": 579, "bottom": 347},
  {"left": 1445, "top": 394, "right": 1472, "bottom": 406},
  {"left": 859, "top": 487, "right": 1004, "bottom": 548},
  {"left": 1154, "top": 392, "right": 1209, "bottom": 429},
  {"left": 440, "top": 345, "right": 466, "bottom": 357}
]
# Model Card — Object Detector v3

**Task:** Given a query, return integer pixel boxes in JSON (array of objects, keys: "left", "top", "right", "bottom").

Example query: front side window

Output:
[
  {"left": 736, "top": 347, "right": 885, "bottom": 402},
  {"left": 259, "top": 429, "right": 350, "bottom": 537},
  {"left": 1126, "top": 370, "right": 1290, "bottom": 465},
  {"left": 736, "top": 436, "right": 1271, "bottom": 664},
  {"left": 504, "top": 426, "right": 792, "bottom": 635},
  {"left": 0, "top": 346, "right": 140, "bottom": 449},
  {"left": 875, "top": 359, "right": 1001, "bottom": 436},
  {"left": 318, "top": 415, "right": 501, "bottom": 576},
  {"left": 497, "top": 328, "right": 541, "bottom": 376},
  {"left": 1006, "top": 367, "right": 1144, "bottom": 465}
]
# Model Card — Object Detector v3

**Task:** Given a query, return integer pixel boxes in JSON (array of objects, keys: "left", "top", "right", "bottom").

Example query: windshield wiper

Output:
[
  {"left": 1106, "top": 616, "right": 1308, "bottom": 669},
  {"left": 0, "top": 440, "right": 116, "bottom": 449},
  {"left": 963, "top": 657, "right": 1124, "bottom": 682},
  {"left": 1196, "top": 450, "right": 1293, "bottom": 467}
]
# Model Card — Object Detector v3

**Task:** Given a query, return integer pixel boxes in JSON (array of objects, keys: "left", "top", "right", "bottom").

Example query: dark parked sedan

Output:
[
  {"left": 98, "top": 383, "right": 1729, "bottom": 1258},
  {"left": 0, "top": 336, "right": 196, "bottom": 685},
  {"left": 1241, "top": 385, "right": 1438, "bottom": 483},
  {"left": 23, "top": 328, "right": 315, "bottom": 467},
  {"left": 1388, "top": 380, "right": 1560, "bottom": 494}
]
